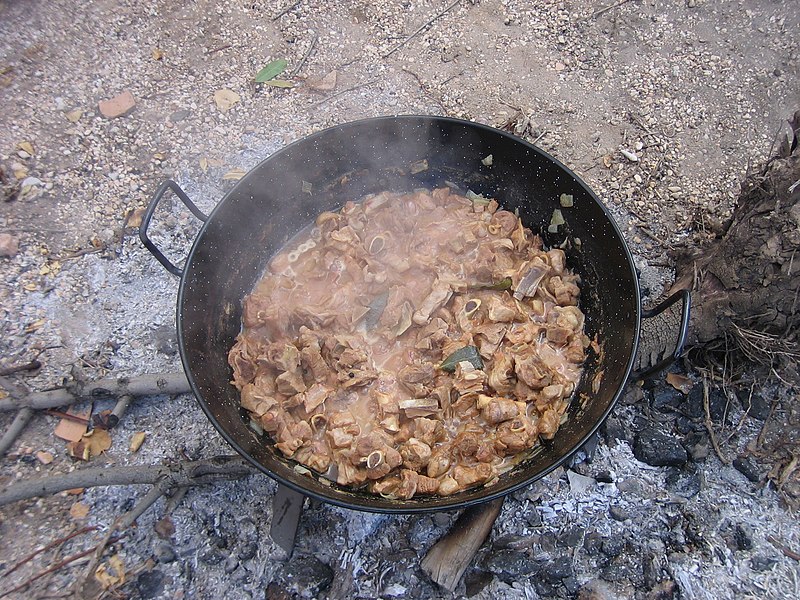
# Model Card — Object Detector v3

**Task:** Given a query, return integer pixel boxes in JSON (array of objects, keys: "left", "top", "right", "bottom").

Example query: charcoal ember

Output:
[
  {"left": 464, "top": 569, "right": 493, "bottom": 597},
  {"left": 750, "top": 554, "right": 779, "bottom": 571},
  {"left": 733, "top": 524, "right": 754, "bottom": 551},
  {"left": 482, "top": 549, "right": 539, "bottom": 583},
  {"left": 136, "top": 570, "right": 166, "bottom": 599},
  {"left": 238, "top": 541, "right": 258, "bottom": 561},
  {"left": 557, "top": 525, "right": 585, "bottom": 548},
  {"left": 600, "top": 414, "right": 630, "bottom": 445},
  {"left": 646, "top": 579, "right": 677, "bottom": 599},
  {"left": 733, "top": 456, "right": 761, "bottom": 482},
  {"left": 282, "top": 555, "right": 333, "bottom": 597},
  {"left": 542, "top": 555, "right": 574, "bottom": 583},
  {"left": 583, "top": 531, "right": 604, "bottom": 556},
  {"left": 609, "top": 505, "right": 631, "bottom": 522},
  {"left": 743, "top": 391, "right": 772, "bottom": 420},
  {"left": 651, "top": 385, "right": 684, "bottom": 413},
  {"left": 665, "top": 466, "right": 701, "bottom": 498},
  {"left": 634, "top": 428, "right": 688, "bottom": 467},
  {"left": 155, "top": 542, "right": 177, "bottom": 563},
  {"left": 687, "top": 385, "right": 728, "bottom": 421},
  {"left": 601, "top": 537, "right": 625, "bottom": 558},
  {"left": 576, "top": 580, "right": 613, "bottom": 600},
  {"left": 601, "top": 563, "right": 632, "bottom": 583}
]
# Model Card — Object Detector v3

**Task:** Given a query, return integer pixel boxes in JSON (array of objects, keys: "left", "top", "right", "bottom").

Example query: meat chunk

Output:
[
  {"left": 482, "top": 398, "right": 520, "bottom": 424},
  {"left": 275, "top": 370, "right": 306, "bottom": 395},
  {"left": 514, "top": 353, "right": 552, "bottom": 390},
  {"left": 412, "top": 281, "right": 453, "bottom": 325},
  {"left": 487, "top": 351, "right": 515, "bottom": 394},
  {"left": 453, "top": 463, "right": 493, "bottom": 488},
  {"left": 399, "top": 438, "right": 432, "bottom": 470},
  {"left": 414, "top": 417, "right": 444, "bottom": 446}
]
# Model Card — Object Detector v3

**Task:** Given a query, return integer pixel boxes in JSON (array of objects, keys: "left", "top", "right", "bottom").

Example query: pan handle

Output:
[
  {"left": 632, "top": 289, "right": 691, "bottom": 380},
  {"left": 139, "top": 180, "right": 208, "bottom": 277}
]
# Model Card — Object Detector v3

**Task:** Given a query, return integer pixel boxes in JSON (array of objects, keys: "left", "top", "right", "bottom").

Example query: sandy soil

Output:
[{"left": 1, "top": 1, "right": 798, "bottom": 599}]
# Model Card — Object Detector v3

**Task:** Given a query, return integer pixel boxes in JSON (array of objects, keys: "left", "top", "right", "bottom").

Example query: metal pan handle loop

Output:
[
  {"left": 139, "top": 180, "right": 208, "bottom": 277},
  {"left": 633, "top": 289, "right": 691, "bottom": 380}
]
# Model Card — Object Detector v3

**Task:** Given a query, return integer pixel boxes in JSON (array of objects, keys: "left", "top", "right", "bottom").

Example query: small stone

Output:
[
  {"left": 200, "top": 548, "right": 224, "bottom": 565},
  {"left": 689, "top": 442, "right": 709, "bottom": 462},
  {"left": 647, "top": 579, "right": 677, "bottom": 600},
  {"left": 265, "top": 582, "right": 292, "bottom": 600},
  {"left": 483, "top": 549, "right": 538, "bottom": 583},
  {"left": 567, "top": 470, "right": 596, "bottom": 495},
  {"left": 285, "top": 556, "right": 333, "bottom": 596},
  {"left": 526, "top": 509, "right": 542, "bottom": 527},
  {"left": 634, "top": 428, "right": 688, "bottom": 467},
  {"left": 155, "top": 543, "right": 177, "bottom": 563},
  {"left": 224, "top": 555, "right": 239, "bottom": 574},
  {"left": 687, "top": 384, "right": 728, "bottom": 421},
  {"left": 169, "top": 109, "right": 191, "bottom": 123},
  {"left": 733, "top": 456, "right": 761, "bottom": 482},
  {"left": 609, "top": 505, "right": 630, "bottom": 522},
  {"left": 98, "top": 90, "right": 136, "bottom": 118},
  {"left": 136, "top": 570, "right": 165, "bottom": 599},
  {"left": 0, "top": 233, "right": 20, "bottom": 258}
]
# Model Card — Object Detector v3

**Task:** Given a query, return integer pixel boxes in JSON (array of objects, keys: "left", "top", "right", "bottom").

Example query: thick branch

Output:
[
  {"left": 0, "top": 372, "right": 190, "bottom": 412},
  {"left": 0, "top": 455, "right": 257, "bottom": 507}
]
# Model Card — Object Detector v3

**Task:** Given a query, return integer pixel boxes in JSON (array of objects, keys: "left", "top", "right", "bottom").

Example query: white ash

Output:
[{"left": 2, "top": 0, "right": 799, "bottom": 598}]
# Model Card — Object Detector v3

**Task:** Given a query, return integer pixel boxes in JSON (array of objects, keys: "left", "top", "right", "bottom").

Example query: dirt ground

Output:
[{"left": 1, "top": 1, "right": 799, "bottom": 599}]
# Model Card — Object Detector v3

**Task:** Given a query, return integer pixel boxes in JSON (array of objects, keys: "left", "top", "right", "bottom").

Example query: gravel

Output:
[{"left": 1, "top": 1, "right": 799, "bottom": 599}]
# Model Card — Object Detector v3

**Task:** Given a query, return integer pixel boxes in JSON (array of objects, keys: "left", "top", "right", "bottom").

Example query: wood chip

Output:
[
  {"left": 54, "top": 407, "right": 91, "bottom": 442},
  {"left": 308, "top": 70, "right": 337, "bottom": 92},
  {"left": 70, "top": 501, "right": 90, "bottom": 519},
  {"left": 98, "top": 91, "right": 136, "bottom": 119},
  {"left": 666, "top": 372, "right": 693, "bottom": 394}
]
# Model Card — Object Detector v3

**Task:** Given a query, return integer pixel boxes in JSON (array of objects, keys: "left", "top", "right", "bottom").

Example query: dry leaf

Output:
[
  {"left": 24, "top": 317, "right": 47, "bottom": 333},
  {"left": 666, "top": 372, "right": 693, "bottom": 394},
  {"left": 309, "top": 70, "right": 337, "bottom": 92},
  {"left": 66, "top": 487, "right": 85, "bottom": 495},
  {"left": 84, "top": 429, "right": 112, "bottom": 456},
  {"left": 70, "top": 501, "right": 90, "bottom": 519},
  {"left": 95, "top": 555, "right": 126, "bottom": 589},
  {"left": 36, "top": 450, "right": 54, "bottom": 464},
  {"left": 129, "top": 431, "right": 146, "bottom": 453},
  {"left": 207, "top": 158, "right": 225, "bottom": 168},
  {"left": 199, "top": 157, "right": 208, "bottom": 173},
  {"left": 13, "top": 166, "right": 29, "bottom": 179},
  {"left": 213, "top": 88, "right": 240, "bottom": 112},
  {"left": 18, "top": 141, "right": 35, "bottom": 155},
  {"left": 23, "top": 282, "right": 37, "bottom": 292},
  {"left": 152, "top": 48, "right": 165, "bottom": 61},
  {"left": 223, "top": 167, "right": 246, "bottom": 181},
  {"left": 66, "top": 108, "right": 83, "bottom": 123},
  {"left": 126, "top": 208, "right": 146, "bottom": 229},
  {"left": 54, "top": 407, "right": 91, "bottom": 442},
  {"left": 602, "top": 154, "right": 613, "bottom": 168},
  {"left": 154, "top": 516, "right": 175, "bottom": 539}
]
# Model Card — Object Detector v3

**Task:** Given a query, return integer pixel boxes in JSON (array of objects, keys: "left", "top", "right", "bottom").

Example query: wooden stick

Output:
[
  {"left": 382, "top": 0, "right": 462, "bottom": 59},
  {"left": 0, "top": 360, "right": 41, "bottom": 376},
  {"left": 0, "top": 407, "right": 34, "bottom": 457},
  {"left": 309, "top": 78, "right": 379, "bottom": 109},
  {"left": 0, "top": 455, "right": 256, "bottom": 507},
  {"left": 272, "top": 0, "right": 301, "bottom": 20},
  {"left": 421, "top": 497, "right": 504, "bottom": 592},
  {"left": 76, "top": 485, "right": 168, "bottom": 597},
  {"left": 290, "top": 32, "right": 318, "bottom": 77},
  {"left": 0, "top": 372, "right": 189, "bottom": 412}
]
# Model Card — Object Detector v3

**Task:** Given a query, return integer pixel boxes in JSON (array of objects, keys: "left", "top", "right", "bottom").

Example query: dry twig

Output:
[
  {"left": 0, "top": 372, "right": 189, "bottom": 412},
  {"left": 0, "top": 455, "right": 256, "bottom": 507},
  {"left": 1, "top": 526, "right": 98, "bottom": 578},
  {"left": 702, "top": 375, "right": 730, "bottom": 464},
  {"left": 0, "top": 407, "right": 34, "bottom": 457},
  {"left": 382, "top": 0, "right": 462, "bottom": 59}
]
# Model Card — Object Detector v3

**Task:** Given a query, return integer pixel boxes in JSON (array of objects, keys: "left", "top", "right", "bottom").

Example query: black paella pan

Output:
[{"left": 140, "top": 116, "right": 689, "bottom": 513}]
